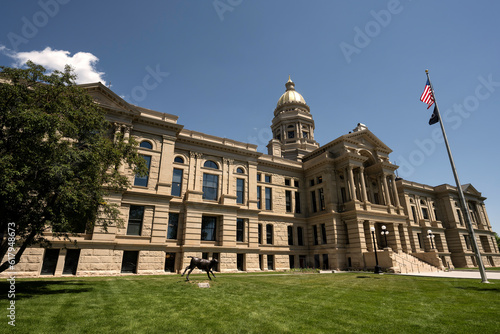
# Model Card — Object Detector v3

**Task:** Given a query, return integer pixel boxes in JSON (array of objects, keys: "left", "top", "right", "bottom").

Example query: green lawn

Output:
[{"left": 2, "top": 273, "right": 499, "bottom": 334}]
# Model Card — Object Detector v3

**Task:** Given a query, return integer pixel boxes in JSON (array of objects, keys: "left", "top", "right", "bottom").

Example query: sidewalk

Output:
[{"left": 399, "top": 270, "right": 500, "bottom": 280}]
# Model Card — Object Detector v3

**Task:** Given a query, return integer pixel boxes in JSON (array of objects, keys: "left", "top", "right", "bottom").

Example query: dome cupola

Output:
[
  {"left": 267, "top": 76, "right": 319, "bottom": 161},
  {"left": 275, "top": 76, "right": 310, "bottom": 115}
]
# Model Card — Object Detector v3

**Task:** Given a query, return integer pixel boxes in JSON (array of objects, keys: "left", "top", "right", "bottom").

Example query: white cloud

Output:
[{"left": 1, "top": 46, "right": 105, "bottom": 84}]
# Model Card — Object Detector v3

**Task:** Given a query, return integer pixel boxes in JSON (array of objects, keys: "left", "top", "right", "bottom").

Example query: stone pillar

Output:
[
  {"left": 156, "top": 135, "right": 176, "bottom": 195},
  {"left": 151, "top": 203, "right": 169, "bottom": 243},
  {"left": 359, "top": 167, "right": 368, "bottom": 202},
  {"left": 183, "top": 209, "right": 202, "bottom": 246},
  {"left": 347, "top": 166, "right": 357, "bottom": 201},
  {"left": 248, "top": 161, "right": 258, "bottom": 210},
  {"left": 382, "top": 174, "right": 391, "bottom": 206},
  {"left": 188, "top": 152, "right": 196, "bottom": 191},
  {"left": 220, "top": 213, "right": 237, "bottom": 247},
  {"left": 390, "top": 174, "right": 400, "bottom": 207}
]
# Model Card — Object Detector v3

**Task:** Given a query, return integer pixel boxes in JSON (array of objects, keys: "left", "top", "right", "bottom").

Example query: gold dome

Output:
[{"left": 276, "top": 76, "right": 307, "bottom": 108}]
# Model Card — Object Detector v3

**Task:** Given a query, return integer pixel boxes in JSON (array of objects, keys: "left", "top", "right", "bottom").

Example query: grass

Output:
[
  {"left": 454, "top": 267, "right": 500, "bottom": 271},
  {"left": 1, "top": 272, "right": 499, "bottom": 334}
]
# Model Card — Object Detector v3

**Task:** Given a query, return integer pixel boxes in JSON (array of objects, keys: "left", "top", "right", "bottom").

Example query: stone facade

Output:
[{"left": 3, "top": 78, "right": 499, "bottom": 277}]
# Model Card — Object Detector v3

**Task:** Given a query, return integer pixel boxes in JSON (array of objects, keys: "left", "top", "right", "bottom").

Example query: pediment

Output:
[
  {"left": 80, "top": 82, "right": 140, "bottom": 117},
  {"left": 462, "top": 183, "right": 482, "bottom": 196},
  {"left": 345, "top": 129, "right": 392, "bottom": 153}
]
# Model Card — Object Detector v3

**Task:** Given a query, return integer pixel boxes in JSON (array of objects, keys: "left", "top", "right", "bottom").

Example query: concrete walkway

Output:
[{"left": 399, "top": 270, "right": 500, "bottom": 280}]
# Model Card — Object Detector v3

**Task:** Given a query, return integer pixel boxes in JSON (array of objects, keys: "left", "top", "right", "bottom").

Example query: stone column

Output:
[
  {"left": 382, "top": 174, "right": 391, "bottom": 206},
  {"left": 156, "top": 135, "right": 176, "bottom": 195},
  {"left": 359, "top": 167, "right": 368, "bottom": 202},
  {"left": 347, "top": 166, "right": 357, "bottom": 201},
  {"left": 188, "top": 151, "right": 197, "bottom": 191},
  {"left": 193, "top": 152, "right": 203, "bottom": 191},
  {"left": 390, "top": 174, "right": 400, "bottom": 207},
  {"left": 222, "top": 158, "right": 229, "bottom": 195},
  {"left": 248, "top": 161, "right": 259, "bottom": 210}
]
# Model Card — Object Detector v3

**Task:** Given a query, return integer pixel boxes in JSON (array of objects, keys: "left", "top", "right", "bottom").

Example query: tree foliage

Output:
[{"left": 0, "top": 61, "right": 146, "bottom": 272}]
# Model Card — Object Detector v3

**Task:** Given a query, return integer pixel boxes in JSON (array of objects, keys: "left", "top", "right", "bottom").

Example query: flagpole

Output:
[{"left": 425, "top": 69, "right": 489, "bottom": 283}]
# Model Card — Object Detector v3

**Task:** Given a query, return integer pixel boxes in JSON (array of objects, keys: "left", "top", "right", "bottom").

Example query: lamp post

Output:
[
  {"left": 381, "top": 225, "right": 389, "bottom": 249},
  {"left": 427, "top": 230, "right": 435, "bottom": 250},
  {"left": 370, "top": 227, "right": 382, "bottom": 274}
]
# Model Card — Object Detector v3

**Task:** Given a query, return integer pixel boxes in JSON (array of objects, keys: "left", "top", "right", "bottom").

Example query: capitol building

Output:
[{"left": 8, "top": 77, "right": 500, "bottom": 277}]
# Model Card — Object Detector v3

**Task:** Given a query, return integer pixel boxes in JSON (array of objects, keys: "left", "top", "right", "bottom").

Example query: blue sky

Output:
[{"left": 2, "top": 0, "right": 500, "bottom": 233}]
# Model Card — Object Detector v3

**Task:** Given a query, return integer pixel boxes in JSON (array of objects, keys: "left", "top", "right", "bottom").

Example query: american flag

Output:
[{"left": 420, "top": 79, "right": 434, "bottom": 109}]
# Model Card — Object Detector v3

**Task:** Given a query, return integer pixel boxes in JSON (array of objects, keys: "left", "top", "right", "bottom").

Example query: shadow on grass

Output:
[
  {"left": 0, "top": 280, "right": 92, "bottom": 300},
  {"left": 356, "top": 275, "right": 383, "bottom": 279},
  {"left": 454, "top": 286, "right": 500, "bottom": 293}
]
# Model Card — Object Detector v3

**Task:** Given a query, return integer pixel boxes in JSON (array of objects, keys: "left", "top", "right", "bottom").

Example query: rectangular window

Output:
[
  {"left": 237, "top": 179, "right": 245, "bottom": 204},
  {"left": 202, "top": 174, "right": 219, "bottom": 201},
  {"left": 127, "top": 205, "right": 144, "bottom": 236},
  {"left": 321, "top": 224, "right": 327, "bottom": 244},
  {"left": 266, "top": 224, "right": 273, "bottom": 244},
  {"left": 341, "top": 187, "right": 347, "bottom": 203},
  {"left": 62, "top": 249, "right": 80, "bottom": 275},
  {"left": 457, "top": 209, "right": 464, "bottom": 225},
  {"left": 257, "top": 173, "right": 261, "bottom": 182},
  {"left": 298, "top": 227, "right": 304, "bottom": 246},
  {"left": 258, "top": 224, "right": 262, "bottom": 244},
  {"left": 134, "top": 155, "right": 151, "bottom": 187},
  {"left": 121, "top": 251, "right": 139, "bottom": 273},
  {"left": 265, "top": 175, "right": 271, "bottom": 183},
  {"left": 267, "top": 255, "right": 274, "bottom": 270},
  {"left": 318, "top": 188, "right": 325, "bottom": 211},
  {"left": 257, "top": 186, "right": 262, "bottom": 209},
  {"left": 313, "top": 225, "right": 319, "bottom": 245},
  {"left": 164, "top": 252, "right": 176, "bottom": 272},
  {"left": 285, "top": 178, "right": 291, "bottom": 186},
  {"left": 310, "top": 179, "right": 315, "bottom": 187},
  {"left": 322, "top": 254, "right": 329, "bottom": 270},
  {"left": 285, "top": 190, "right": 292, "bottom": 212},
  {"left": 317, "top": 176, "right": 323, "bottom": 184},
  {"left": 422, "top": 207, "right": 429, "bottom": 220},
  {"left": 294, "top": 180, "right": 299, "bottom": 187},
  {"left": 265, "top": 187, "right": 272, "bottom": 210},
  {"left": 201, "top": 216, "right": 217, "bottom": 241},
  {"left": 167, "top": 213, "right": 179, "bottom": 239},
  {"left": 171, "top": 168, "right": 183, "bottom": 196},
  {"left": 237, "top": 254, "right": 244, "bottom": 271},
  {"left": 287, "top": 131, "right": 294, "bottom": 139},
  {"left": 464, "top": 235, "right": 471, "bottom": 250},
  {"left": 287, "top": 225, "right": 293, "bottom": 245},
  {"left": 236, "top": 218, "right": 244, "bottom": 242},
  {"left": 41, "top": 249, "right": 60, "bottom": 275},
  {"left": 289, "top": 255, "right": 295, "bottom": 269},
  {"left": 311, "top": 191, "right": 317, "bottom": 213},
  {"left": 417, "top": 233, "right": 423, "bottom": 249},
  {"left": 411, "top": 206, "right": 418, "bottom": 222},
  {"left": 295, "top": 192, "right": 301, "bottom": 214}
]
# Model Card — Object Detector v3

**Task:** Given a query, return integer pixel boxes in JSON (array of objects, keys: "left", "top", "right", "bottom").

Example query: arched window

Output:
[
  {"left": 204, "top": 160, "right": 218, "bottom": 169},
  {"left": 236, "top": 167, "right": 244, "bottom": 174},
  {"left": 174, "top": 156, "right": 184, "bottom": 164},
  {"left": 140, "top": 141, "right": 153, "bottom": 149}
]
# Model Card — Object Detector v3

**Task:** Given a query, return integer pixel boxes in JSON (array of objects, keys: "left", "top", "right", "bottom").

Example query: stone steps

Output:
[{"left": 390, "top": 251, "right": 440, "bottom": 274}]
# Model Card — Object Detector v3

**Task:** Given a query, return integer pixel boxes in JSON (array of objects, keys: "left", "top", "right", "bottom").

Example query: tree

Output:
[
  {"left": 495, "top": 233, "right": 500, "bottom": 252},
  {"left": 0, "top": 61, "right": 147, "bottom": 273}
]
